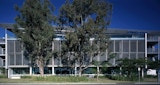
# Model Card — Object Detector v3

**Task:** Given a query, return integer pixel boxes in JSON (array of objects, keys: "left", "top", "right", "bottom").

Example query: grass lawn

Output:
[
  {"left": 0, "top": 75, "right": 158, "bottom": 83},
  {"left": 0, "top": 76, "right": 127, "bottom": 83}
]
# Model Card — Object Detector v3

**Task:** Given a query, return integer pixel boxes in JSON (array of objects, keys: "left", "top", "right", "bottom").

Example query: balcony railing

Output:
[
  {"left": 0, "top": 49, "right": 5, "bottom": 56},
  {"left": 147, "top": 36, "right": 158, "bottom": 41},
  {"left": 0, "top": 39, "right": 5, "bottom": 44},
  {"left": 147, "top": 48, "right": 158, "bottom": 54}
]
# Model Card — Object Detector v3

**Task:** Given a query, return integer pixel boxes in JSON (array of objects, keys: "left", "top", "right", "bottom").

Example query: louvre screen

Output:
[
  {"left": 115, "top": 40, "right": 121, "bottom": 52},
  {"left": 131, "top": 40, "right": 137, "bottom": 52},
  {"left": 8, "top": 40, "right": 24, "bottom": 65},
  {"left": 138, "top": 40, "right": 145, "bottom": 52},
  {"left": 9, "top": 53, "right": 14, "bottom": 65},
  {"left": 0, "top": 47, "right": 2, "bottom": 54},
  {"left": 15, "top": 41, "right": 22, "bottom": 52},
  {"left": 16, "top": 54, "right": 22, "bottom": 65},
  {"left": 54, "top": 40, "right": 61, "bottom": 52},
  {"left": 8, "top": 40, "right": 14, "bottom": 53},
  {"left": 23, "top": 56, "right": 29, "bottom": 65},
  {"left": 123, "top": 40, "right": 129, "bottom": 52},
  {"left": 108, "top": 41, "right": 114, "bottom": 52},
  {"left": 130, "top": 53, "right": 136, "bottom": 59},
  {"left": 0, "top": 58, "right": 2, "bottom": 66}
]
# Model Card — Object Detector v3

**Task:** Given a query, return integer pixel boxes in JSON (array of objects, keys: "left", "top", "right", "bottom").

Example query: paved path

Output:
[{"left": 0, "top": 82, "right": 160, "bottom": 85}]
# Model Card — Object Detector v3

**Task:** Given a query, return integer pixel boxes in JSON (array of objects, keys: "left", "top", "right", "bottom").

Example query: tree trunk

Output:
[
  {"left": 78, "top": 67, "right": 82, "bottom": 77},
  {"left": 38, "top": 58, "right": 44, "bottom": 76}
]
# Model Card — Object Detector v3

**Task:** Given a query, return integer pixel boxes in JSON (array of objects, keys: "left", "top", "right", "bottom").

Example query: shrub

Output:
[
  {"left": 21, "top": 76, "right": 32, "bottom": 79},
  {"left": 31, "top": 76, "right": 88, "bottom": 82},
  {"left": 144, "top": 75, "right": 157, "bottom": 78},
  {"left": 0, "top": 75, "right": 7, "bottom": 78},
  {"left": 106, "top": 74, "right": 139, "bottom": 81}
]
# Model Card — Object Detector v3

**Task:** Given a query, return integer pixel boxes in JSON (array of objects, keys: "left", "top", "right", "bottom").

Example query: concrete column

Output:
[
  {"left": 145, "top": 33, "right": 148, "bottom": 69},
  {"left": 29, "top": 66, "right": 32, "bottom": 75},
  {"left": 8, "top": 68, "right": 10, "bottom": 78},
  {"left": 74, "top": 66, "right": 77, "bottom": 76},
  {"left": 106, "top": 49, "right": 108, "bottom": 60},
  {"left": 129, "top": 40, "right": 131, "bottom": 59},
  {"left": 5, "top": 29, "right": 9, "bottom": 78},
  {"left": 52, "top": 56, "right": 55, "bottom": 75}
]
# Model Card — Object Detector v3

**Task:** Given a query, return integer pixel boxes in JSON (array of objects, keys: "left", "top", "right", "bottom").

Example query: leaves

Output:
[
  {"left": 117, "top": 58, "right": 146, "bottom": 68},
  {"left": 58, "top": 0, "right": 112, "bottom": 76},
  {"left": 14, "top": 0, "right": 55, "bottom": 75}
]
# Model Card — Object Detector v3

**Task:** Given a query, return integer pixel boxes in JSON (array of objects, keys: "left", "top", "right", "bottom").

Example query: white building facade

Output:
[{"left": 0, "top": 24, "right": 160, "bottom": 78}]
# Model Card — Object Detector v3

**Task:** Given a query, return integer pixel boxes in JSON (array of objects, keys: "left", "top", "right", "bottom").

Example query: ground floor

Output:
[
  {"left": 0, "top": 66, "right": 123, "bottom": 78},
  {"left": 0, "top": 66, "right": 158, "bottom": 79}
]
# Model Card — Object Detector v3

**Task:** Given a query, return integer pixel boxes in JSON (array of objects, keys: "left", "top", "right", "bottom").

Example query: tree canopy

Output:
[
  {"left": 14, "top": 0, "right": 55, "bottom": 75},
  {"left": 58, "top": 0, "right": 112, "bottom": 76}
]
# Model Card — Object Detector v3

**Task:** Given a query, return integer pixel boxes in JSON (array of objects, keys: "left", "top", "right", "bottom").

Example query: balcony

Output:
[
  {"left": 0, "top": 49, "right": 5, "bottom": 56},
  {"left": 0, "top": 39, "right": 5, "bottom": 44},
  {"left": 147, "top": 48, "right": 158, "bottom": 54},
  {"left": 147, "top": 36, "right": 158, "bottom": 42}
]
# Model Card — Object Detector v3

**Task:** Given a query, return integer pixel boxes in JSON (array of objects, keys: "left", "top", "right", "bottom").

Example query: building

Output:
[{"left": 0, "top": 23, "right": 160, "bottom": 78}]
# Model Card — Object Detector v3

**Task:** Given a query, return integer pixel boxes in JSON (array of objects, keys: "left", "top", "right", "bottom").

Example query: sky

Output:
[{"left": 0, "top": 0, "right": 160, "bottom": 37}]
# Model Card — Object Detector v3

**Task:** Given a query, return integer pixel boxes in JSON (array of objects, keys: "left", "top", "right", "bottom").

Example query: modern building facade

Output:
[{"left": 0, "top": 23, "right": 160, "bottom": 78}]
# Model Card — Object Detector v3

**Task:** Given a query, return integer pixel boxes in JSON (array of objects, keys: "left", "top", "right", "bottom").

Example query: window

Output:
[{"left": 13, "top": 68, "right": 29, "bottom": 74}]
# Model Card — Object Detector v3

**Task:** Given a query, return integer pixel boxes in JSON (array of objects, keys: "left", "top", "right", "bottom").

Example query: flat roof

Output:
[{"left": 0, "top": 23, "right": 160, "bottom": 35}]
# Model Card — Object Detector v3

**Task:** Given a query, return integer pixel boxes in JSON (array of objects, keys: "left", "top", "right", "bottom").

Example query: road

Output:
[{"left": 0, "top": 82, "right": 160, "bottom": 85}]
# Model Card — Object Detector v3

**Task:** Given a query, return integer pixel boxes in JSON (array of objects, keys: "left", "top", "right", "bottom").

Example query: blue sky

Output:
[{"left": 0, "top": 0, "right": 160, "bottom": 37}]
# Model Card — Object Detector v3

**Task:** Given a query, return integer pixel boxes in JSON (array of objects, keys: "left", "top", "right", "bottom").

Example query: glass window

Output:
[
  {"left": 55, "top": 67, "right": 74, "bottom": 74},
  {"left": 82, "top": 67, "right": 96, "bottom": 74},
  {"left": 13, "top": 68, "right": 29, "bottom": 74}
]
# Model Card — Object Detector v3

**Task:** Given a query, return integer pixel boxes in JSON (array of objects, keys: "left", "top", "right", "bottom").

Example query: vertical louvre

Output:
[
  {"left": 131, "top": 40, "right": 137, "bottom": 52},
  {"left": 7, "top": 40, "right": 14, "bottom": 53},
  {"left": 15, "top": 41, "right": 22, "bottom": 52},
  {"left": 54, "top": 40, "right": 61, "bottom": 52},
  {"left": 123, "top": 40, "right": 129, "bottom": 52},
  {"left": 9, "top": 54, "right": 14, "bottom": 65},
  {"left": 138, "top": 40, "right": 145, "bottom": 52},
  {"left": 16, "top": 54, "right": 22, "bottom": 65}
]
